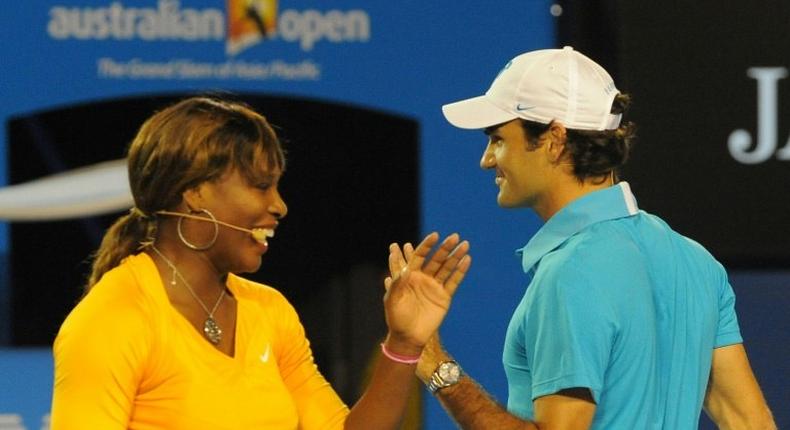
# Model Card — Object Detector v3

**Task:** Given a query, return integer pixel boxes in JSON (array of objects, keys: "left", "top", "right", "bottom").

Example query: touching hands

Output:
[{"left": 382, "top": 232, "right": 471, "bottom": 355}]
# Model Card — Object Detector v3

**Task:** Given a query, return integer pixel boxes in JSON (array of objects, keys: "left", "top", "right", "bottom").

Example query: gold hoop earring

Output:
[{"left": 177, "top": 208, "right": 219, "bottom": 250}]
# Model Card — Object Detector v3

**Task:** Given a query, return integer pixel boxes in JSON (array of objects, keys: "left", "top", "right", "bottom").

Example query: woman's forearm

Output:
[{"left": 344, "top": 336, "right": 421, "bottom": 430}]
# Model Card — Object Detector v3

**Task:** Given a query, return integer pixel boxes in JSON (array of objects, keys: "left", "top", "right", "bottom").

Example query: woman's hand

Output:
[{"left": 382, "top": 232, "right": 471, "bottom": 355}]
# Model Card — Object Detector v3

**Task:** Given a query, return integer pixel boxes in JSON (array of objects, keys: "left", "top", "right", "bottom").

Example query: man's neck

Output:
[{"left": 534, "top": 175, "right": 615, "bottom": 221}]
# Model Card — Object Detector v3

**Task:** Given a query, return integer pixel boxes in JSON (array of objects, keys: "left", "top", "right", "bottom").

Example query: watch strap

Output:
[{"left": 427, "top": 371, "right": 445, "bottom": 393}]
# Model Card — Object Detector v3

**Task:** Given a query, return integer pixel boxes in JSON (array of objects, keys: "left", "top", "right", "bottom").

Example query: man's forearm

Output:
[
  {"left": 703, "top": 401, "right": 777, "bottom": 430},
  {"left": 703, "top": 344, "right": 778, "bottom": 430},
  {"left": 433, "top": 376, "right": 537, "bottom": 430},
  {"left": 418, "top": 336, "right": 537, "bottom": 429}
]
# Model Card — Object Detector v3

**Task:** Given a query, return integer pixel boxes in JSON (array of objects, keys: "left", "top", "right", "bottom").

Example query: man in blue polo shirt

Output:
[{"left": 403, "top": 47, "right": 776, "bottom": 429}]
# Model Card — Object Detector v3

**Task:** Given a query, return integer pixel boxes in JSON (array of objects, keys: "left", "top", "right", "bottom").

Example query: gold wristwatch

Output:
[{"left": 427, "top": 360, "right": 462, "bottom": 393}]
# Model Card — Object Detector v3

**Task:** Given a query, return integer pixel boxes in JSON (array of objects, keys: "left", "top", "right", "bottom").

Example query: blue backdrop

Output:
[{"left": 0, "top": 1, "right": 554, "bottom": 428}]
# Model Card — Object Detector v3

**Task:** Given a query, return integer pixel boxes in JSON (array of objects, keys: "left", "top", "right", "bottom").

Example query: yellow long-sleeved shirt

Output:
[{"left": 51, "top": 253, "right": 349, "bottom": 429}]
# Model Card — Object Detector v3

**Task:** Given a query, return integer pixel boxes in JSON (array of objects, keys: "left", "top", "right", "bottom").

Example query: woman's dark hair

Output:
[
  {"left": 86, "top": 96, "right": 285, "bottom": 290},
  {"left": 520, "top": 93, "right": 636, "bottom": 182}
]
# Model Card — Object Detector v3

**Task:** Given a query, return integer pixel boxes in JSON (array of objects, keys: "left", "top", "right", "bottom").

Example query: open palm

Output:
[{"left": 383, "top": 233, "right": 471, "bottom": 348}]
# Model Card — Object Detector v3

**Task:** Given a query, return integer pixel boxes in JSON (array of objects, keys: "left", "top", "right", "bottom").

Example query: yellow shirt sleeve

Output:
[
  {"left": 272, "top": 295, "right": 350, "bottom": 429},
  {"left": 50, "top": 266, "right": 154, "bottom": 430}
]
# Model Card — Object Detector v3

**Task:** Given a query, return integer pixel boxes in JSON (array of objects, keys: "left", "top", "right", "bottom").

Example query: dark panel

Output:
[
  {"left": 555, "top": 0, "right": 622, "bottom": 82},
  {"left": 560, "top": 0, "right": 790, "bottom": 268},
  {"left": 615, "top": 1, "right": 790, "bottom": 269}
]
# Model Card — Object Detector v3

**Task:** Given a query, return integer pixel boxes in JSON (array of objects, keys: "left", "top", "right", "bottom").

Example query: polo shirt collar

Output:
[{"left": 516, "top": 182, "right": 639, "bottom": 275}]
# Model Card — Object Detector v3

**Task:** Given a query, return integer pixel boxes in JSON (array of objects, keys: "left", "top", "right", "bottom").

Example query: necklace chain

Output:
[{"left": 150, "top": 245, "right": 226, "bottom": 344}]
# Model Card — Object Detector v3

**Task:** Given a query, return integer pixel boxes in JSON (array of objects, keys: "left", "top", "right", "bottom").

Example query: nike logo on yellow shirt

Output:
[{"left": 260, "top": 344, "right": 271, "bottom": 363}]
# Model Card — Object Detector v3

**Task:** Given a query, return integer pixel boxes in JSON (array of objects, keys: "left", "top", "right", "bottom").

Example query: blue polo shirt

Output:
[{"left": 503, "top": 182, "right": 742, "bottom": 429}]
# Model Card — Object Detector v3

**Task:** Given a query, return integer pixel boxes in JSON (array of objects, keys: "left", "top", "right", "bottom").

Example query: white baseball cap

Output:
[{"left": 442, "top": 46, "right": 621, "bottom": 131}]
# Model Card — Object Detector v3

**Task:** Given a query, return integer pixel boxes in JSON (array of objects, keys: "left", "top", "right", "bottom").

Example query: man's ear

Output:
[{"left": 545, "top": 122, "right": 567, "bottom": 163}]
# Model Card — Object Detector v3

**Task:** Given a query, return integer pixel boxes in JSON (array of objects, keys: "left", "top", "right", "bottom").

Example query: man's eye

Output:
[{"left": 257, "top": 183, "right": 272, "bottom": 191}]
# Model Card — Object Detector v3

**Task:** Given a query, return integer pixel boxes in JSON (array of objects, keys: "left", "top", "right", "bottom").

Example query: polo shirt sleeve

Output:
[
  {"left": 273, "top": 297, "right": 350, "bottom": 429},
  {"left": 713, "top": 266, "right": 743, "bottom": 348},
  {"left": 523, "top": 265, "right": 616, "bottom": 403}
]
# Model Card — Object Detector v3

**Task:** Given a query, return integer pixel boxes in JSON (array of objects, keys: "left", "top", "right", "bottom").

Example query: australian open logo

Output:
[
  {"left": 227, "top": 0, "right": 278, "bottom": 55},
  {"left": 46, "top": 0, "right": 371, "bottom": 55},
  {"left": 227, "top": 0, "right": 370, "bottom": 54}
]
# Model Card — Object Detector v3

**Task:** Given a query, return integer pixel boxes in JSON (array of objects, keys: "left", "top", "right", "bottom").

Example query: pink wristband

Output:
[{"left": 380, "top": 342, "right": 420, "bottom": 365}]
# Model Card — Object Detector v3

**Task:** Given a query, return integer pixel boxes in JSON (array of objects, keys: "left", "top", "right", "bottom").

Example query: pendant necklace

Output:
[{"left": 151, "top": 245, "right": 226, "bottom": 345}]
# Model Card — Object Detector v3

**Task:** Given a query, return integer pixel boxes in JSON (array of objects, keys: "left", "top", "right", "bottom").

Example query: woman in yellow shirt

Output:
[{"left": 50, "top": 96, "right": 470, "bottom": 429}]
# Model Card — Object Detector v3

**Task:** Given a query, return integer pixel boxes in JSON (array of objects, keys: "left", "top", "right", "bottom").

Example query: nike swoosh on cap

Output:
[{"left": 516, "top": 104, "right": 536, "bottom": 111}]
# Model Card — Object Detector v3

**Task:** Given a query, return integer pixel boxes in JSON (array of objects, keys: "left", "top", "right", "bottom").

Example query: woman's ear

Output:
[{"left": 181, "top": 186, "right": 205, "bottom": 212}]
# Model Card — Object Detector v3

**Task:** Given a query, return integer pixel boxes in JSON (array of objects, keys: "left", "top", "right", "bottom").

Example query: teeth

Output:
[{"left": 251, "top": 228, "right": 274, "bottom": 244}]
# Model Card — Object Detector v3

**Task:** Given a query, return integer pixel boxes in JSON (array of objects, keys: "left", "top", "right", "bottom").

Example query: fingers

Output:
[
  {"left": 388, "top": 232, "right": 471, "bottom": 296},
  {"left": 404, "top": 243, "right": 414, "bottom": 261},
  {"left": 406, "top": 232, "right": 440, "bottom": 272},
  {"left": 388, "top": 243, "right": 407, "bottom": 279},
  {"left": 433, "top": 239, "right": 470, "bottom": 283},
  {"left": 444, "top": 254, "right": 471, "bottom": 297},
  {"left": 421, "top": 233, "right": 460, "bottom": 277}
]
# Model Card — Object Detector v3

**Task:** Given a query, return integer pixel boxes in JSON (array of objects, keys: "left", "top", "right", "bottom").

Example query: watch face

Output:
[{"left": 438, "top": 362, "right": 460, "bottom": 383}]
